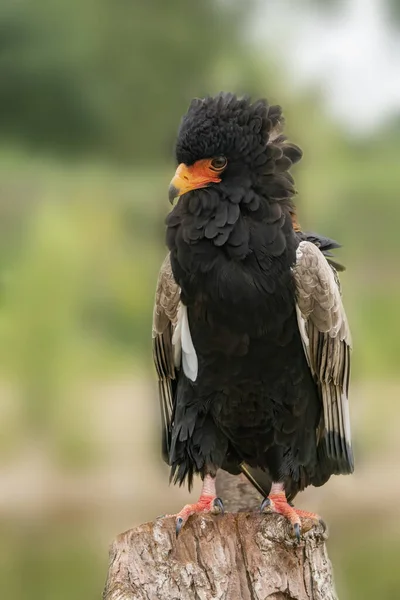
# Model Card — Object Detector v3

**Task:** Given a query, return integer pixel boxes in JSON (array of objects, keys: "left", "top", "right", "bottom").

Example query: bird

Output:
[{"left": 152, "top": 93, "right": 354, "bottom": 538}]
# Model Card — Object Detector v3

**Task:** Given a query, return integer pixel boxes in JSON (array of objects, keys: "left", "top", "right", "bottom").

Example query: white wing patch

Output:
[
  {"left": 172, "top": 304, "right": 198, "bottom": 382},
  {"left": 295, "top": 303, "right": 310, "bottom": 367}
]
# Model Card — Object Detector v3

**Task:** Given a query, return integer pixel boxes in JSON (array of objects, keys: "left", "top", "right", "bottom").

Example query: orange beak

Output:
[{"left": 168, "top": 160, "right": 222, "bottom": 203}]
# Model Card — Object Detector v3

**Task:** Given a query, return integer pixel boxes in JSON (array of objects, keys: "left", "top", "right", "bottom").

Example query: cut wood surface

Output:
[{"left": 103, "top": 510, "right": 336, "bottom": 600}]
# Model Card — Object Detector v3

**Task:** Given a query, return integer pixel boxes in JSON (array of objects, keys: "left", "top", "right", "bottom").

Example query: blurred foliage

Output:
[
  {"left": 331, "top": 525, "right": 400, "bottom": 600},
  {"left": 388, "top": 0, "right": 400, "bottom": 22},
  {"left": 0, "top": 0, "right": 399, "bottom": 599},
  {"left": 0, "top": 521, "right": 104, "bottom": 600},
  {"left": 0, "top": 0, "right": 252, "bottom": 161}
]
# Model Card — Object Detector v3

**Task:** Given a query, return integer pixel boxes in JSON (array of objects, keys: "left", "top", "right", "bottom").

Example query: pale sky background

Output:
[{"left": 251, "top": 0, "right": 400, "bottom": 135}]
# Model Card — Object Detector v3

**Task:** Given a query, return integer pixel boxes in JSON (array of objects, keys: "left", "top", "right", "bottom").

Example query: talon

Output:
[
  {"left": 175, "top": 516, "right": 184, "bottom": 537},
  {"left": 260, "top": 497, "right": 272, "bottom": 513},
  {"left": 212, "top": 497, "right": 224, "bottom": 514},
  {"left": 173, "top": 485, "right": 223, "bottom": 534},
  {"left": 293, "top": 522, "right": 301, "bottom": 542}
]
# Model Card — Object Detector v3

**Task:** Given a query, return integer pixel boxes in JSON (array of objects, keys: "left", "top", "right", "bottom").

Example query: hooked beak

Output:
[
  {"left": 168, "top": 161, "right": 222, "bottom": 203},
  {"left": 168, "top": 182, "right": 180, "bottom": 204}
]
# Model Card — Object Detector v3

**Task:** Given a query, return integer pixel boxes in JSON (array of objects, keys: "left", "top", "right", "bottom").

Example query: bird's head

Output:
[{"left": 168, "top": 92, "right": 302, "bottom": 205}]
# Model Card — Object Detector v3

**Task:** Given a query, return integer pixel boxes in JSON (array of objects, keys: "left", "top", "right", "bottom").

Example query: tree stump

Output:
[{"left": 103, "top": 511, "right": 337, "bottom": 600}]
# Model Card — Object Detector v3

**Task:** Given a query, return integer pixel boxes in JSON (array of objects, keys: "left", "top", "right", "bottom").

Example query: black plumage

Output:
[{"left": 153, "top": 93, "right": 353, "bottom": 506}]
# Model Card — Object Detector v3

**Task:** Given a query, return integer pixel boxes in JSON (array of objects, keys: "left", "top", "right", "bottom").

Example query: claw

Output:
[
  {"left": 174, "top": 492, "right": 223, "bottom": 536},
  {"left": 260, "top": 497, "right": 272, "bottom": 513},
  {"left": 175, "top": 516, "right": 184, "bottom": 537},
  {"left": 319, "top": 518, "right": 327, "bottom": 532},
  {"left": 261, "top": 490, "right": 322, "bottom": 541},
  {"left": 212, "top": 497, "right": 224, "bottom": 515},
  {"left": 293, "top": 522, "right": 301, "bottom": 542}
]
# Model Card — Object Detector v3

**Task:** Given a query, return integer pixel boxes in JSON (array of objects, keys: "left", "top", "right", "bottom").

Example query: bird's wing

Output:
[
  {"left": 293, "top": 240, "right": 354, "bottom": 475},
  {"left": 295, "top": 230, "right": 345, "bottom": 271},
  {"left": 152, "top": 254, "right": 181, "bottom": 462},
  {"left": 152, "top": 253, "right": 198, "bottom": 462}
]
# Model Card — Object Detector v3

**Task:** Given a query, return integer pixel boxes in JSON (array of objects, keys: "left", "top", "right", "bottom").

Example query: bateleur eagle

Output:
[{"left": 152, "top": 93, "right": 354, "bottom": 538}]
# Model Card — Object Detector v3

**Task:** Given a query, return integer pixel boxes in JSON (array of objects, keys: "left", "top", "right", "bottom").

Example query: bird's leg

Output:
[
  {"left": 175, "top": 474, "right": 224, "bottom": 536},
  {"left": 261, "top": 482, "right": 301, "bottom": 539},
  {"left": 260, "top": 482, "right": 323, "bottom": 541}
]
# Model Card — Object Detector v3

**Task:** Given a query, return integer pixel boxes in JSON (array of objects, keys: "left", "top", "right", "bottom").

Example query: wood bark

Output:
[{"left": 103, "top": 509, "right": 337, "bottom": 600}]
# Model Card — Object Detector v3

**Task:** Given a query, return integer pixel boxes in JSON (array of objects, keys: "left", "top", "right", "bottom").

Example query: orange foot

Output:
[
  {"left": 260, "top": 492, "right": 324, "bottom": 541},
  {"left": 175, "top": 494, "right": 224, "bottom": 536}
]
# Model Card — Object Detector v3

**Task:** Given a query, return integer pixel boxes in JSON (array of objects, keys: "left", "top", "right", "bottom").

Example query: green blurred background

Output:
[{"left": 0, "top": 0, "right": 399, "bottom": 598}]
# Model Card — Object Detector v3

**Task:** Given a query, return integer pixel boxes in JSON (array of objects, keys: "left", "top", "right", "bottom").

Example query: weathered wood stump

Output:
[{"left": 103, "top": 511, "right": 336, "bottom": 600}]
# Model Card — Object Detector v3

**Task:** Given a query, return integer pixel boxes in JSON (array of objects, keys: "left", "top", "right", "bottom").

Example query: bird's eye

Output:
[{"left": 210, "top": 156, "right": 227, "bottom": 171}]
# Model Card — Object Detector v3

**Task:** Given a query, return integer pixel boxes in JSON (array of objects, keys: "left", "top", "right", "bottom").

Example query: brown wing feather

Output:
[
  {"left": 152, "top": 253, "right": 181, "bottom": 462},
  {"left": 294, "top": 241, "right": 354, "bottom": 475}
]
